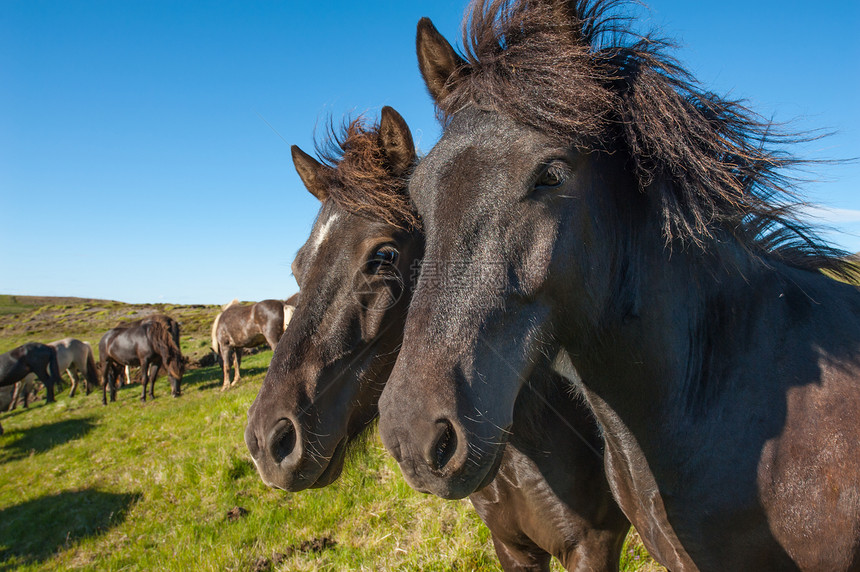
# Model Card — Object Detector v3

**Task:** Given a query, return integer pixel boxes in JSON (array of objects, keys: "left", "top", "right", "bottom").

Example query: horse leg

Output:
[
  {"left": 231, "top": 351, "right": 242, "bottom": 386},
  {"left": 491, "top": 536, "right": 552, "bottom": 572},
  {"left": 124, "top": 365, "right": 131, "bottom": 386},
  {"left": 221, "top": 347, "right": 233, "bottom": 391},
  {"left": 68, "top": 366, "right": 79, "bottom": 398},
  {"left": 103, "top": 363, "right": 117, "bottom": 405},
  {"left": 148, "top": 363, "right": 160, "bottom": 399},
  {"left": 10, "top": 382, "right": 21, "bottom": 411},
  {"left": 140, "top": 360, "right": 150, "bottom": 402},
  {"left": 34, "top": 352, "right": 59, "bottom": 404},
  {"left": 102, "top": 367, "right": 109, "bottom": 405}
]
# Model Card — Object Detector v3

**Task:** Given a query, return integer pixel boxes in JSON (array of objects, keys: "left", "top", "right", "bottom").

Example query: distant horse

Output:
[
  {"left": 211, "top": 296, "right": 296, "bottom": 390},
  {"left": 244, "top": 109, "right": 629, "bottom": 570},
  {"left": 99, "top": 318, "right": 184, "bottom": 404},
  {"left": 114, "top": 315, "right": 181, "bottom": 387},
  {"left": 15, "top": 338, "right": 99, "bottom": 404},
  {"left": 0, "top": 343, "right": 62, "bottom": 434},
  {"left": 0, "top": 379, "right": 35, "bottom": 412},
  {"left": 379, "top": 4, "right": 860, "bottom": 570}
]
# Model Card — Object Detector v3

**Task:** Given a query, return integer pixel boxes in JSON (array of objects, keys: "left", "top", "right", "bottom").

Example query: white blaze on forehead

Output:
[{"left": 308, "top": 211, "right": 339, "bottom": 259}]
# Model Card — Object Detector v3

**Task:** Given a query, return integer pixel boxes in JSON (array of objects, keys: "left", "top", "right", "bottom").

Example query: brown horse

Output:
[
  {"left": 244, "top": 108, "right": 630, "bottom": 571},
  {"left": 378, "top": 3, "right": 860, "bottom": 570},
  {"left": 99, "top": 318, "right": 184, "bottom": 404},
  {"left": 211, "top": 297, "right": 296, "bottom": 390},
  {"left": 0, "top": 342, "right": 62, "bottom": 434}
]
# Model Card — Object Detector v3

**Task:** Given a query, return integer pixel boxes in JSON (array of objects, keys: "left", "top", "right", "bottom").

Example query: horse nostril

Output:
[
  {"left": 432, "top": 420, "right": 457, "bottom": 472},
  {"left": 268, "top": 419, "right": 297, "bottom": 464},
  {"left": 245, "top": 426, "right": 261, "bottom": 458}
]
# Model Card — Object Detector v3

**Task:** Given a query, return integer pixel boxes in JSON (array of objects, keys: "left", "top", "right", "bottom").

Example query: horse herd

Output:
[
  {"left": 0, "top": 298, "right": 297, "bottom": 436},
  {"left": 239, "top": 0, "right": 860, "bottom": 571}
]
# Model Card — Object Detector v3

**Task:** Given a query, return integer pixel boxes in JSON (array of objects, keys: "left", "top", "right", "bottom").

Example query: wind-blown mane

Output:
[
  {"left": 437, "top": 0, "right": 854, "bottom": 278},
  {"left": 315, "top": 116, "right": 419, "bottom": 230},
  {"left": 148, "top": 320, "right": 184, "bottom": 377}
]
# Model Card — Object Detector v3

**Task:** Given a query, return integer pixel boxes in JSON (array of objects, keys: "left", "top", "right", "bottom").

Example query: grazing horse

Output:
[
  {"left": 244, "top": 109, "right": 629, "bottom": 571},
  {"left": 116, "top": 314, "right": 181, "bottom": 387},
  {"left": 378, "top": 3, "right": 860, "bottom": 571},
  {"left": 17, "top": 338, "right": 99, "bottom": 402},
  {"left": 211, "top": 297, "right": 296, "bottom": 390},
  {"left": 99, "top": 318, "right": 184, "bottom": 404},
  {"left": 0, "top": 343, "right": 62, "bottom": 434}
]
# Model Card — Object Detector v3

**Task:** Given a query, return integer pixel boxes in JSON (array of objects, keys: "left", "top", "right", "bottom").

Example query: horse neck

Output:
[
  {"left": 567, "top": 234, "right": 778, "bottom": 426},
  {"left": 508, "top": 360, "right": 601, "bottom": 457}
]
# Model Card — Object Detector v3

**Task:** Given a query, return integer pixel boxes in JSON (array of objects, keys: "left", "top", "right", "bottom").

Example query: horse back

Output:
[
  {"left": 0, "top": 343, "right": 54, "bottom": 387},
  {"left": 252, "top": 300, "right": 285, "bottom": 331}
]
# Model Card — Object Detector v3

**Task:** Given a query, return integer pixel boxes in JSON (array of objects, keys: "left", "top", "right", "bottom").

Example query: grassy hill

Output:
[
  {"left": 0, "top": 297, "right": 663, "bottom": 571},
  {"left": 0, "top": 295, "right": 218, "bottom": 364}
]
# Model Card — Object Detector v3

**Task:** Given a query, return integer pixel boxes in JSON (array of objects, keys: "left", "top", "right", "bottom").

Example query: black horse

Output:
[
  {"left": 0, "top": 343, "right": 62, "bottom": 434},
  {"left": 99, "top": 318, "right": 184, "bottom": 404},
  {"left": 245, "top": 109, "right": 630, "bottom": 570},
  {"left": 379, "top": 2, "right": 860, "bottom": 570},
  {"left": 115, "top": 314, "right": 181, "bottom": 387}
]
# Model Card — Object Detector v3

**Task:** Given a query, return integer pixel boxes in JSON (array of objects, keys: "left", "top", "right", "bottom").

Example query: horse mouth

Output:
[{"left": 309, "top": 437, "right": 348, "bottom": 489}]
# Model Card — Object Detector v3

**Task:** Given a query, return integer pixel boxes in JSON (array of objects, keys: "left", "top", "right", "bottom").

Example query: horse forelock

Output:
[
  {"left": 315, "top": 115, "right": 419, "bottom": 230},
  {"left": 439, "top": 0, "right": 851, "bottom": 276}
]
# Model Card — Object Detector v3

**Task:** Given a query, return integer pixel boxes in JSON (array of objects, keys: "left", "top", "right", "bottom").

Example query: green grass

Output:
[
  {"left": 0, "top": 296, "right": 35, "bottom": 317},
  {"left": 1, "top": 298, "right": 665, "bottom": 571}
]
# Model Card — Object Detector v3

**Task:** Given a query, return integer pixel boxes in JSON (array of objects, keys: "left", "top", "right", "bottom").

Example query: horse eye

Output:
[
  {"left": 534, "top": 164, "right": 566, "bottom": 190},
  {"left": 366, "top": 246, "right": 398, "bottom": 274}
]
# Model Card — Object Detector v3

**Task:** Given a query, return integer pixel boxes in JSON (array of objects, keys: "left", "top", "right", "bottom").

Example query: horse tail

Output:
[
  {"left": 222, "top": 298, "right": 239, "bottom": 311},
  {"left": 84, "top": 342, "right": 99, "bottom": 390},
  {"left": 283, "top": 304, "right": 295, "bottom": 332},
  {"left": 46, "top": 345, "right": 62, "bottom": 401},
  {"left": 149, "top": 320, "right": 183, "bottom": 377},
  {"left": 211, "top": 312, "right": 222, "bottom": 354}
]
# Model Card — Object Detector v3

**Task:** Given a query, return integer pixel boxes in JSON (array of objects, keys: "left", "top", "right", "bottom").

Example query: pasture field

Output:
[{"left": 0, "top": 297, "right": 664, "bottom": 571}]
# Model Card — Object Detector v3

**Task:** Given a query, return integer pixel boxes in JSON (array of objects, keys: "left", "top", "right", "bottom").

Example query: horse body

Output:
[
  {"left": 378, "top": 5, "right": 860, "bottom": 570},
  {"left": 244, "top": 109, "right": 629, "bottom": 571},
  {"left": 18, "top": 338, "right": 98, "bottom": 400},
  {"left": 212, "top": 298, "right": 294, "bottom": 390},
  {"left": 116, "top": 314, "right": 180, "bottom": 387},
  {"left": 0, "top": 342, "right": 62, "bottom": 434},
  {"left": 99, "top": 319, "right": 184, "bottom": 404}
]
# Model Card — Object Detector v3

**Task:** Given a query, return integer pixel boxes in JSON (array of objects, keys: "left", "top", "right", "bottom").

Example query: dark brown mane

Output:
[
  {"left": 438, "top": 0, "right": 854, "bottom": 279},
  {"left": 148, "top": 320, "right": 184, "bottom": 375},
  {"left": 316, "top": 115, "right": 419, "bottom": 230}
]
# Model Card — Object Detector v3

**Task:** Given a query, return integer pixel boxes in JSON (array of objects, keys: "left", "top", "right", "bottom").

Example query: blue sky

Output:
[{"left": 2, "top": 1, "right": 858, "bottom": 304}]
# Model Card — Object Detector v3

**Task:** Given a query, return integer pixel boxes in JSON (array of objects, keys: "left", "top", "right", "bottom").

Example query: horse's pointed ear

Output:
[
  {"left": 291, "top": 145, "right": 329, "bottom": 202},
  {"left": 379, "top": 106, "right": 415, "bottom": 177},
  {"left": 416, "top": 17, "right": 466, "bottom": 105}
]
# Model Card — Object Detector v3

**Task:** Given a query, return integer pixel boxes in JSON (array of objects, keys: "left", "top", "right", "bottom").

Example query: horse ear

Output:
[
  {"left": 379, "top": 106, "right": 415, "bottom": 177},
  {"left": 291, "top": 145, "right": 329, "bottom": 202},
  {"left": 416, "top": 17, "right": 466, "bottom": 105}
]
